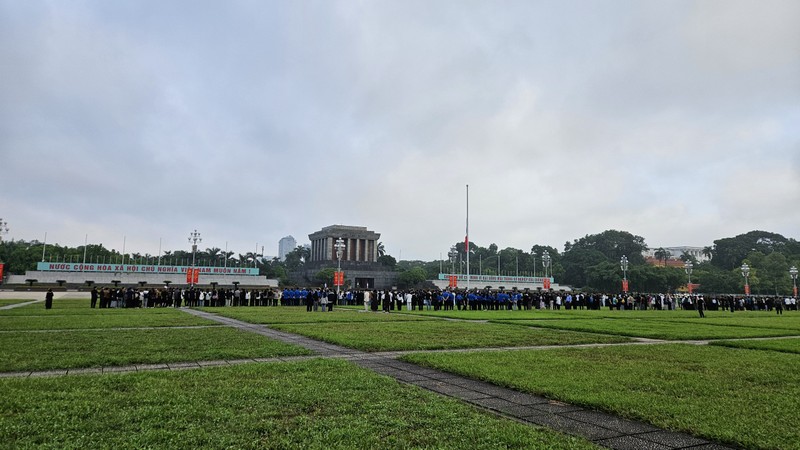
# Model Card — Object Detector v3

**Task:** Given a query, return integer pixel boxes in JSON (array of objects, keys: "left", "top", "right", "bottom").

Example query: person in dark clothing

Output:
[
  {"left": 90, "top": 287, "right": 98, "bottom": 308},
  {"left": 697, "top": 296, "right": 705, "bottom": 318},
  {"left": 45, "top": 289, "right": 54, "bottom": 309},
  {"left": 306, "top": 290, "right": 314, "bottom": 312},
  {"left": 327, "top": 291, "right": 336, "bottom": 312}
]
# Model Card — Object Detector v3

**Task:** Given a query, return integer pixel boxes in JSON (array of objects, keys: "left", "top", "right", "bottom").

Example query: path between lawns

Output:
[
  {"left": 0, "top": 299, "right": 43, "bottom": 310},
  {"left": 178, "top": 307, "right": 736, "bottom": 450}
]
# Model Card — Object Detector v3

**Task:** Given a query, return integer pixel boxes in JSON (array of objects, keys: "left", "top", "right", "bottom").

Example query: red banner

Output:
[
  {"left": 794, "top": 286, "right": 798, "bottom": 298},
  {"left": 622, "top": 280, "right": 629, "bottom": 293},
  {"left": 334, "top": 271, "right": 344, "bottom": 286},
  {"left": 0, "top": 263, "right": 4, "bottom": 282},
  {"left": 687, "top": 283, "right": 693, "bottom": 294},
  {"left": 185, "top": 268, "right": 199, "bottom": 283},
  {"left": 543, "top": 278, "right": 551, "bottom": 290},
  {"left": 449, "top": 275, "right": 458, "bottom": 288},
  {"left": 744, "top": 284, "right": 750, "bottom": 295}
]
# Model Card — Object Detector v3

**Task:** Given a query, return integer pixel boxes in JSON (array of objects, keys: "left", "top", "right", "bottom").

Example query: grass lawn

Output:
[
  {"left": 402, "top": 344, "right": 800, "bottom": 450},
  {"left": 0, "top": 327, "right": 311, "bottom": 372},
  {"left": 271, "top": 320, "right": 630, "bottom": 352},
  {"left": 404, "top": 307, "right": 800, "bottom": 323},
  {"left": 0, "top": 310, "right": 215, "bottom": 330},
  {"left": 0, "top": 302, "right": 187, "bottom": 316},
  {"left": 0, "top": 359, "right": 599, "bottom": 450},
  {"left": 403, "top": 308, "right": 705, "bottom": 321},
  {"left": 199, "top": 306, "right": 434, "bottom": 324},
  {"left": 712, "top": 337, "right": 800, "bottom": 355},
  {"left": 649, "top": 314, "right": 800, "bottom": 332},
  {"left": 495, "top": 318, "right": 799, "bottom": 340}
]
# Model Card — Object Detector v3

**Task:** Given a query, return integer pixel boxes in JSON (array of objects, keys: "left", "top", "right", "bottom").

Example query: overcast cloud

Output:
[{"left": 1, "top": 0, "right": 798, "bottom": 261}]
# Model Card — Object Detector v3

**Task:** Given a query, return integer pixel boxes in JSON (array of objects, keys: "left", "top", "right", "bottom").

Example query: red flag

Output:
[
  {"left": 192, "top": 268, "right": 199, "bottom": 284},
  {"left": 0, "top": 263, "right": 4, "bottom": 282},
  {"left": 186, "top": 268, "right": 192, "bottom": 283},
  {"left": 465, "top": 235, "right": 469, "bottom": 252}
]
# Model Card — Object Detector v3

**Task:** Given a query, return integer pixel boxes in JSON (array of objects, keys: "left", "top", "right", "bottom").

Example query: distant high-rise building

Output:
[{"left": 278, "top": 236, "right": 297, "bottom": 261}]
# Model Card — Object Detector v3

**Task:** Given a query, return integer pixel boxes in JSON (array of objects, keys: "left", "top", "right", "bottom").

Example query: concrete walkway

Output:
[{"left": 180, "top": 308, "right": 735, "bottom": 450}]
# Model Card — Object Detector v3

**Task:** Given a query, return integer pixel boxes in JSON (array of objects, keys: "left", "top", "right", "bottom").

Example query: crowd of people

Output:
[{"left": 85, "top": 285, "right": 798, "bottom": 315}]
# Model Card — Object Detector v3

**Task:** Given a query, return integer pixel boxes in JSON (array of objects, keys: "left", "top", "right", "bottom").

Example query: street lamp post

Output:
[
  {"left": 541, "top": 251, "right": 551, "bottom": 290},
  {"left": 448, "top": 246, "right": 457, "bottom": 275},
  {"left": 741, "top": 263, "right": 750, "bottom": 296},
  {"left": 188, "top": 230, "right": 202, "bottom": 288},
  {"left": 532, "top": 251, "right": 537, "bottom": 278},
  {"left": 789, "top": 266, "right": 798, "bottom": 298},
  {"left": 620, "top": 255, "right": 629, "bottom": 293},
  {"left": 684, "top": 261, "right": 693, "bottom": 294},
  {"left": 0, "top": 219, "right": 7, "bottom": 282},
  {"left": 448, "top": 246, "right": 458, "bottom": 288},
  {"left": 541, "top": 251, "right": 550, "bottom": 278},
  {"left": 334, "top": 237, "right": 345, "bottom": 298}
]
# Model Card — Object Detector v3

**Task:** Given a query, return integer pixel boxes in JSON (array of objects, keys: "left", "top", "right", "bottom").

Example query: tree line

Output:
[{"left": 1, "top": 230, "right": 798, "bottom": 295}]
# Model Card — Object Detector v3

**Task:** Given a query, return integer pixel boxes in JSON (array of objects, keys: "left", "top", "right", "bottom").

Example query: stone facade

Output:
[
  {"left": 308, "top": 225, "right": 381, "bottom": 263},
  {"left": 293, "top": 225, "right": 397, "bottom": 289}
]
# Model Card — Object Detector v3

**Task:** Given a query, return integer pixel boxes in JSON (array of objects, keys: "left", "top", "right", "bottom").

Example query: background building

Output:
[
  {"left": 295, "top": 225, "right": 396, "bottom": 289},
  {"left": 644, "top": 246, "right": 710, "bottom": 263},
  {"left": 278, "top": 236, "right": 296, "bottom": 261}
]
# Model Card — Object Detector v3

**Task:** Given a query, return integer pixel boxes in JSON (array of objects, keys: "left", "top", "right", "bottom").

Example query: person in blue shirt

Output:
[{"left": 467, "top": 291, "right": 478, "bottom": 310}]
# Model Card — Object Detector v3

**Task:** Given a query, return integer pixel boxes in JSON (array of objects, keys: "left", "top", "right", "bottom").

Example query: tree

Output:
[
  {"left": 566, "top": 230, "right": 648, "bottom": 264},
  {"left": 377, "top": 242, "right": 386, "bottom": 257},
  {"left": 711, "top": 231, "right": 789, "bottom": 270},
  {"left": 654, "top": 248, "right": 671, "bottom": 266},
  {"left": 314, "top": 268, "right": 336, "bottom": 286},
  {"left": 397, "top": 267, "right": 428, "bottom": 288},
  {"left": 560, "top": 248, "right": 607, "bottom": 288},
  {"left": 585, "top": 261, "right": 621, "bottom": 292},
  {"left": 679, "top": 252, "right": 697, "bottom": 264},
  {"left": 746, "top": 251, "right": 793, "bottom": 295},
  {"left": 284, "top": 246, "right": 309, "bottom": 271},
  {"left": 377, "top": 254, "right": 396, "bottom": 269},
  {"left": 692, "top": 263, "right": 740, "bottom": 294},
  {"left": 629, "top": 265, "right": 684, "bottom": 293},
  {"left": 531, "top": 245, "right": 561, "bottom": 277}
]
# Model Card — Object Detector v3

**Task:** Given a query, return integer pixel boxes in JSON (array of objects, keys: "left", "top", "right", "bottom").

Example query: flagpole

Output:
[
  {"left": 466, "top": 184, "right": 470, "bottom": 293},
  {"left": 82, "top": 234, "right": 88, "bottom": 272},
  {"left": 41, "top": 232, "right": 47, "bottom": 262}
]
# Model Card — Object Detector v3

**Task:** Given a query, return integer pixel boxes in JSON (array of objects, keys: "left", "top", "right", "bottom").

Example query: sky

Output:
[{"left": 1, "top": 0, "right": 798, "bottom": 262}]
